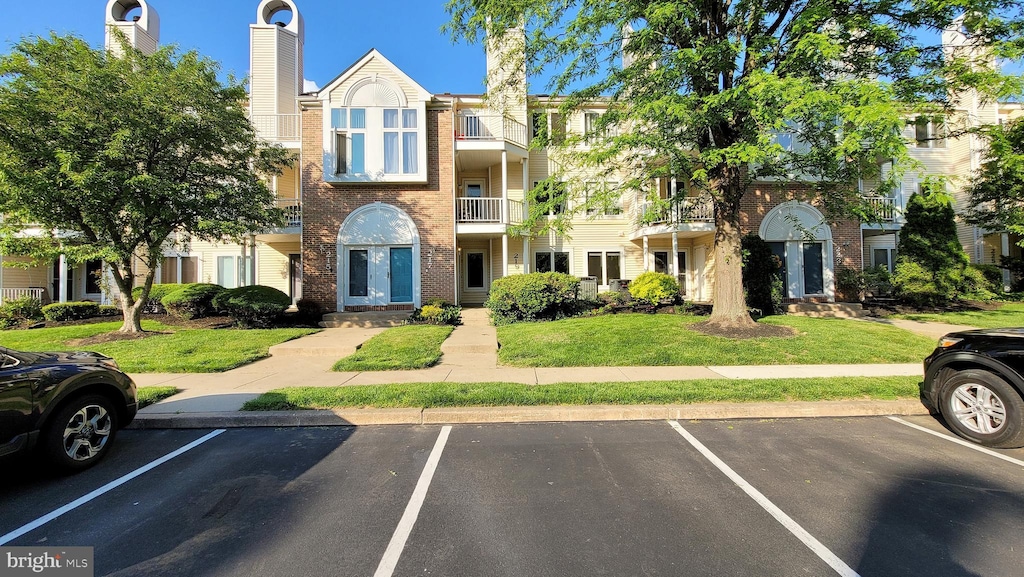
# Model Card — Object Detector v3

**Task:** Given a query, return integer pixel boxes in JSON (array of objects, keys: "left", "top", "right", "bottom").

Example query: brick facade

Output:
[{"left": 300, "top": 106, "right": 455, "bottom": 312}]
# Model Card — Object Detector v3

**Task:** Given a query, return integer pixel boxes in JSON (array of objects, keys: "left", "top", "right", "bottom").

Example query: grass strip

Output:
[
  {"left": 496, "top": 314, "right": 935, "bottom": 367},
  {"left": 242, "top": 377, "right": 922, "bottom": 410},
  {"left": 333, "top": 325, "right": 455, "bottom": 371},
  {"left": 137, "top": 386, "right": 180, "bottom": 409},
  {"left": 893, "top": 302, "right": 1024, "bottom": 329}
]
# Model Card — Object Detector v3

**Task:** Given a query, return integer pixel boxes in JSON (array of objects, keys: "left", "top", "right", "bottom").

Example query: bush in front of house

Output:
[
  {"left": 212, "top": 285, "right": 291, "bottom": 328},
  {"left": 628, "top": 272, "right": 680, "bottom": 307},
  {"left": 741, "top": 233, "right": 784, "bottom": 316},
  {"left": 41, "top": 301, "right": 100, "bottom": 322},
  {"left": 161, "top": 283, "right": 226, "bottom": 319},
  {"left": 0, "top": 296, "right": 44, "bottom": 329},
  {"left": 411, "top": 299, "right": 462, "bottom": 325},
  {"left": 131, "top": 284, "right": 183, "bottom": 314},
  {"left": 98, "top": 305, "right": 120, "bottom": 316},
  {"left": 293, "top": 298, "right": 322, "bottom": 326},
  {"left": 486, "top": 272, "right": 582, "bottom": 325}
]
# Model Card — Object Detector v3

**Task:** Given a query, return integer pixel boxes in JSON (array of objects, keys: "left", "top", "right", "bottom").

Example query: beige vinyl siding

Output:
[
  {"left": 459, "top": 239, "right": 491, "bottom": 305},
  {"left": 276, "top": 32, "right": 298, "bottom": 114},
  {"left": 277, "top": 162, "right": 299, "bottom": 198},
  {"left": 1, "top": 257, "right": 50, "bottom": 290},
  {"left": 328, "top": 57, "right": 419, "bottom": 106},
  {"left": 257, "top": 242, "right": 298, "bottom": 294},
  {"left": 250, "top": 28, "right": 278, "bottom": 116}
]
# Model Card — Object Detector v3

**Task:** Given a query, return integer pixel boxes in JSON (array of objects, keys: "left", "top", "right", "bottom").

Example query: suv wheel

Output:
[
  {"left": 938, "top": 369, "right": 1024, "bottom": 449},
  {"left": 42, "top": 394, "right": 119, "bottom": 472}
]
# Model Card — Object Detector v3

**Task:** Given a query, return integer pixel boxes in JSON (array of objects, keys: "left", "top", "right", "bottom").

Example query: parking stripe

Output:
[
  {"left": 668, "top": 421, "right": 860, "bottom": 577},
  {"left": 888, "top": 417, "right": 1024, "bottom": 468},
  {"left": 373, "top": 425, "right": 452, "bottom": 577},
  {"left": 0, "top": 429, "right": 225, "bottom": 546}
]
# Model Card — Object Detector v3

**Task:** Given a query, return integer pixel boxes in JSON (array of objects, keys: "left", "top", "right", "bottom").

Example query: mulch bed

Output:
[
  {"left": 862, "top": 299, "right": 1003, "bottom": 318},
  {"left": 690, "top": 320, "right": 798, "bottom": 339}
]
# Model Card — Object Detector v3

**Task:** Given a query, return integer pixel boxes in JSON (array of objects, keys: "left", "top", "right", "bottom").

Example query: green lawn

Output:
[
  {"left": 333, "top": 325, "right": 455, "bottom": 371},
  {"left": 496, "top": 314, "right": 935, "bottom": 367},
  {"left": 0, "top": 321, "right": 318, "bottom": 373},
  {"left": 893, "top": 302, "right": 1024, "bottom": 329},
  {"left": 137, "top": 386, "right": 179, "bottom": 408},
  {"left": 242, "top": 376, "right": 921, "bottom": 410}
]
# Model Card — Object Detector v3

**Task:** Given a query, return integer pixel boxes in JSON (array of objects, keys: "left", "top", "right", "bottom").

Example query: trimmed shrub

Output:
[
  {"left": 486, "top": 272, "right": 582, "bottom": 325},
  {"left": 971, "top": 264, "right": 1004, "bottom": 295},
  {"left": 212, "top": 285, "right": 291, "bottom": 328},
  {"left": 864, "top": 265, "right": 893, "bottom": 297},
  {"left": 741, "top": 233, "right": 784, "bottom": 315},
  {"left": 294, "top": 298, "right": 323, "bottom": 325},
  {"left": 161, "top": 283, "right": 225, "bottom": 319},
  {"left": 98, "top": 305, "right": 120, "bottom": 317},
  {"left": 629, "top": 272, "right": 679, "bottom": 306},
  {"left": 834, "top": 267, "right": 866, "bottom": 302},
  {"left": 131, "top": 284, "right": 183, "bottom": 314},
  {"left": 598, "top": 290, "right": 629, "bottom": 306},
  {"left": 411, "top": 300, "right": 461, "bottom": 325},
  {"left": 42, "top": 301, "right": 99, "bottom": 322},
  {"left": 0, "top": 296, "right": 44, "bottom": 329}
]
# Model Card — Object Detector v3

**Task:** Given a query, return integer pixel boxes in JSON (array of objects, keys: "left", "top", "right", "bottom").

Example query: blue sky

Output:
[{"left": 0, "top": 0, "right": 490, "bottom": 94}]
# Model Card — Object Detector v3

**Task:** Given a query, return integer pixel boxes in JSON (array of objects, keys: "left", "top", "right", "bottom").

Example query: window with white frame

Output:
[
  {"left": 587, "top": 251, "right": 622, "bottom": 285},
  {"left": 584, "top": 181, "right": 623, "bottom": 216},
  {"left": 584, "top": 111, "right": 616, "bottom": 141},
  {"left": 533, "top": 180, "right": 567, "bottom": 216},
  {"left": 535, "top": 251, "right": 570, "bottom": 274},
  {"left": 330, "top": 106, "right": 419, "bottom": 176},
  {"left": 217, "top": 256, "right": 253, "bottom": 289},
  {"left": 530, "top": 110, "right": 566, "bottom": 144},
  {"left": 913, "top": 115, "right": 946, "bottom": 148},
  {"left": 872, "top": 248, "right": 896, "bottom": 273}
]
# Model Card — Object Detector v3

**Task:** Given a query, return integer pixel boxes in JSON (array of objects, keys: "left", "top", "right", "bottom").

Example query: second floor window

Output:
[
  {"left": 913, "top": 115, "right": 946, "bottom": 149},
  {"left": 331, "top": 106, "right": 418, "bottom": 175},
  {"left": 533, "top": 180, "right": 567, "bottom": 216},
  {"left": 584, "top": 181, "right": 623, "bottom": 216}
]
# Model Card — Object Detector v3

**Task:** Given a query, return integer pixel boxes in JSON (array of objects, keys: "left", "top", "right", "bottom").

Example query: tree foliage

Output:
[
  {"left": 446, "top": 0, "right": 1023, "bottom": 330},
  {"left": 0, "top": 34, "right": 289, "bottom": 331},
  {"left": 965, "top": 117, "right": 1024, "bottom": 237}
]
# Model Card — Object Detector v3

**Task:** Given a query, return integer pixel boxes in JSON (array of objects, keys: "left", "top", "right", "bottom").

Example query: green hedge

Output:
[
  {"left": 132, "top": 284, "right": 183, "bottom": 314},
  {"left": 41, "top": 301, "right": 99, "bottom": 322},
  {"left": 212, "top": 285, "right": 291, "bottom": 328},
  {"left": 629, "top": 272, "right": 680, "bottom": 307},
  {"left": 161, "top": 283, "right": 226, "bottom": 319},
  {"left": 411, "top": 299, "right": 462, "bottom": 325},
  {"left": 0, "top": 296, "right": 44, "bottom": 329},
  {"left": 486, "top": 272, "right": 582, "bottom": 325}
]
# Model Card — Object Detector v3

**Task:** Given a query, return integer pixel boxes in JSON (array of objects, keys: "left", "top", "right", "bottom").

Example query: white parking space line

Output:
[
  {"left": 888, "top": 417, "right": 1024, "bottom": 468},
  {"left": 668, "top": 421, "right": 861, "bottom": 577},
  {"left": 0, "top": 429, "right": 226, "bottom": 546},
  {"left": 373, "top": 425, "right": 452, "bottom": 577}
]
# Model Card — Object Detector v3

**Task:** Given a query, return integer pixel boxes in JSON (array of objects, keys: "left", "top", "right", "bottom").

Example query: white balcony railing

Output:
[
  {"left": 276, "top": 198, "right": 301, "bottom": 228},
  {"left": 1, "top": 287, "right": 45, "bottom": 304},
  {"left": 635, "top": 196, "right": 715, "bottom": 227},
  {"left": 865, "top": 195, "right": 898, "bottom": 222},
  {"left": 456, "top": 198, "right": 524, "bottom": 225},
  {"left": 455, "top": 113, "right": 529, "bottom": 148},
  {"left": 251, "top": 114, "right": 301, "bottom": 142}
]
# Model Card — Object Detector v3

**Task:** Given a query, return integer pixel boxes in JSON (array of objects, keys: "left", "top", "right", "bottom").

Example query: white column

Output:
[
  {"left": 58, "top": 254, "right": 68, "bottom": 303},
  {"left": 501, "top": 150, "right": 509, "bottom": 224},
  {"left": 249, "top": 235, "right": 257, "bottom": 286},
  {"left": 643, "top": 236, "right": 650, "bottom": 271},
  {"left": 1002, "top": 233, "right": 1012, "bottom": 291},
  {"left": 671, "top": 231, "right": 679, "bottom": 276},
  {"left": 523, "top": 237, "right": 530, "bottom": 274},
  {"left": 502, "top": 234, "right": 509, "bottom": 277}
]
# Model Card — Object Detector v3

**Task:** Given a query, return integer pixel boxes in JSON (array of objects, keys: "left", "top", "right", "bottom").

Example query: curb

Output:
[{"left": 127, "top": 399, "right": 932, "bottom": 429}]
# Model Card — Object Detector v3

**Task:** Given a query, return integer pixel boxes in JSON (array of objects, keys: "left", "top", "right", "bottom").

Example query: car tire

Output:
[
  {"left": 938, "top": 369, "right": 1024, "bottom": 449},
  {"left": 41, "top": 394, "right": 119, "bottom": 472}
]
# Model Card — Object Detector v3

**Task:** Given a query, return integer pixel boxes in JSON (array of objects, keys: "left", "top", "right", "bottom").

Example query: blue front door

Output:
[{"left": 389, "top": 247, "right": 413, "bottom": 303}]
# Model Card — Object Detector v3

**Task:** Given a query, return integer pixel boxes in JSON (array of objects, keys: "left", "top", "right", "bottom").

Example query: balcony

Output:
[
  {"left": 456, "top": 198, "right": 523, "bottom": 235},
  {"left": 251, "top": 114, "right": 301, "bottom": 144},
  {"left": 865, "top": 195, "right": 899, "bottom": 223},
  {"left": 276, "top": 198, "right": 301, "bottom": 228},
  {"left": 635, "top": 196, "right": 715, "bottom": 226},
  {"left": 455, "top": 113, "right": 529, "bottom": 149}
]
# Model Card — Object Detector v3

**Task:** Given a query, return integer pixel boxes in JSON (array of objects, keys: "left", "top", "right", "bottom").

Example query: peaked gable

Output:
[{"left": 319, "top": 49, "right": 431, "bottom": 106}]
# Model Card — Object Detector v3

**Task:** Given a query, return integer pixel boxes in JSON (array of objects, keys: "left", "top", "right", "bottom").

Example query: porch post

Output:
[
  {"left": 642, "top": 236, "right": 649, "bottom": 271},
  {"left": 671, "top": 231, "right": 679, "bottom": 276},
  {"left": 1002, "top": 233, "right": 1012, "bottom": 292},
  {"left": 501, "top": 150, "right": 508, "bottom": 224},
  {"left": 523, "top": 237, "right": 530, "bottom": 274},
  {"left": 502, "top": 234, "right": 509, "bottom": 278},
  {"left": 58, "top": 254, "right": 68, "bottom": 303},
  {"left": 249, "top": 234, "right": 257, "bottom": 286}
]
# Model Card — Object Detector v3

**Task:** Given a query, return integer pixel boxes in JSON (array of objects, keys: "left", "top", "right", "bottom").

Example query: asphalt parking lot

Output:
[{"left": 1, "top": 416, "right": 1022, "bottom": 577}]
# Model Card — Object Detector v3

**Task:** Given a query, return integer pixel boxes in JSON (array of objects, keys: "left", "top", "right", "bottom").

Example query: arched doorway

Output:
[
  {"left": 758, "top": 201, "right": 835, "bottom": 301},
  {"left": 337, "top": 203, "right": 420, "bottom": 310}
]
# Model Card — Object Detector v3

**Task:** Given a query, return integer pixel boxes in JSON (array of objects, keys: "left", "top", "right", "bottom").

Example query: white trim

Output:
[{"left": 336, "top": 203, "right": 421, "bottom": 310}]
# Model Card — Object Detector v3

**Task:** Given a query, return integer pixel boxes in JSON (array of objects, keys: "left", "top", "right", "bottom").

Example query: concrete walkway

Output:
[{"left": 131, "top": 312, "right": 976, "bottom": 424}]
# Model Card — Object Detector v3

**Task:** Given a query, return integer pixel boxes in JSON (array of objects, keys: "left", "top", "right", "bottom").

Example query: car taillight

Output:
[{"left": 937, "top": 336, "right": 963, "bottom": 348}]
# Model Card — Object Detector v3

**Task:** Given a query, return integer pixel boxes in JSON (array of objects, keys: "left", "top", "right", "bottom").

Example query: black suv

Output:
[
  {"left": 923, "top": 329, "right": 1024, "bottom": 449},
  {"left": 0, "top": 346, "right": 137, "bottom": 471}
]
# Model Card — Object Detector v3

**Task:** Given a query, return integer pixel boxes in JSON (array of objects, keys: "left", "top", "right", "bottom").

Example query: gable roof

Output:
[{"left": 317, "top": 48, "right": 432, "bottom": 103}]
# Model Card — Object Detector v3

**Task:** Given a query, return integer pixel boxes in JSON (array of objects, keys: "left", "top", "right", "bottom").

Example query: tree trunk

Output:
[
  {"left": 706, "top": 179, "right": 757, "bottom": 330},
  {"left": 119, "top": 294, "right": 144, "bottom": 333},
  {"left": 108, "top": 250, "right": 157, "bottom": 334}
]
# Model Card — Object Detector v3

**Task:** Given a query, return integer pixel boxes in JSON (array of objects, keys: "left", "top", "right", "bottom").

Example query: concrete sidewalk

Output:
[{"left": 129, "top": 311, "right": 968, "bottom": 428}]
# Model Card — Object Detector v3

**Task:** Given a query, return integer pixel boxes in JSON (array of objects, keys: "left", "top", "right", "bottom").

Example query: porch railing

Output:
[
  {"left": 635, "top": 195, "right": 715, "bottom": 227},
  {"left": 276, "top": 198, "right": 301, "bottom": 228},
  {"left": 457, "top": 198, "right": 524, "bottom": 225},
  {"left": 865, "top": 195, "right": 898, "bottom": 222},
  {"left": 1, "top": 287, "right": 45, "bottom": 303},
  {"left": 251, "top": 114, "right": 301, "bottom": 142},
  {"left": 455, "top": 113, "right": 529, "bottom": 149}
]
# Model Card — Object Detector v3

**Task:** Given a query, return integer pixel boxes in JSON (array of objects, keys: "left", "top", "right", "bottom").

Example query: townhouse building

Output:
[{"left": 0, "top": 0, "right": 1019, "bottom": 311}]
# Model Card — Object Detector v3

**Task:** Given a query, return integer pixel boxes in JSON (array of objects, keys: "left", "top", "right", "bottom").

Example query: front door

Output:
[
  {"left": 345, "top": 246, "right": 414, "bottom": 306},
  {"left": 289, "top": 254, "right": 302, "bottom": 304}
]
